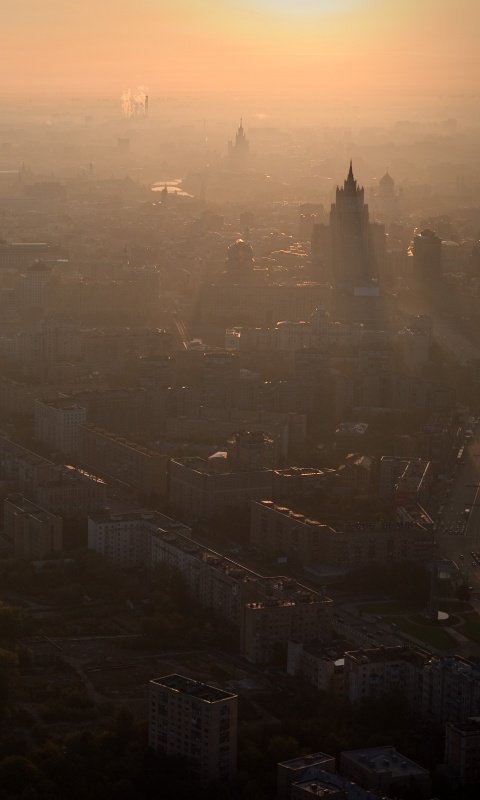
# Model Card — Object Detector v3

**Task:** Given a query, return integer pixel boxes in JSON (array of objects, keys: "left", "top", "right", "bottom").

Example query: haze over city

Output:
[{"left": 1, "top": 1, "right": 480, "bottom": 799}]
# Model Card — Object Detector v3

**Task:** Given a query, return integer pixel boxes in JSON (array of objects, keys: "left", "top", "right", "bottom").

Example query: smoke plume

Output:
[{"left": 121, "top": 86, "right": 148, "bottom": 118}]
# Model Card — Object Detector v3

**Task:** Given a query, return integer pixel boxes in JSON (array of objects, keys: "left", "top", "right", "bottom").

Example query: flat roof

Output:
[
  {"left": 341, "top": 746, "right": 429, "bottom": 777},
  {"left": 279, "top": 753, "right": 333, "bottom": 769},
  {"left": 150, "top": 674, "right": 236, "bottom": 702}
]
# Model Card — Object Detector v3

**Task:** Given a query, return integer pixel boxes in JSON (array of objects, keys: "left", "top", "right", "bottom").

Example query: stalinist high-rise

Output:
[
  {"left": 312, "top": 162, "right": 388, "bottom": 326},
  {"left": 329, "top": 161, "right": 371, "bottom": 288}
]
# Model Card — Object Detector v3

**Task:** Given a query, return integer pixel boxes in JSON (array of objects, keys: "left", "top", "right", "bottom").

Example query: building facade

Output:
[{"left": 149, "top": 674, "right": 237, "bottom": 783}]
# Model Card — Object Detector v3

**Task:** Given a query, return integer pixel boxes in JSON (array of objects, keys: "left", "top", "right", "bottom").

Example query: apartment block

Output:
[
  {"left": 445, "top": 717, "right": 480, "bottom": 786},
  {"left": 36, "top": 464, "right": 106, "bottom": 516},
  {"left": 272, "top": 467, "right": 334, "bottom": 503},
  {"left": 149, "top": 674, "right": 237, "bottom": 784},
  {"left": 240, "top": 580, "right": 332, "bottom": 664},
  {"left": 340, "top": 747, "right": 431, "bottom": 799},
  {"left": 78, "top": 424, "right": 168, "bottom": 495},
  {"left": 88, "top": 511, "right": 191, "bottom": 570},
  {"left": 0, "top": 436, "right": 54, "bottom": 499},
  {"left": 252, "top": 500, "right": 433, "bottom": 568},
  {"left": 325, "top": 520, "right": 433, "bottom": 567},
  {"left": 287, "top": 641, "right": 346, "bottom": 694},
  {"left": 345, "top": 645, "right": 480, "bottom": 727},
  {"left": 150, "top": 528, "right": 333, "bottom": 663},
  {"left": 4, "top": 494, "right": 63, "bottom": 560},
  {"left": 251, "top": 500, "right": 332, "bottom": 565},
  {"left": 169, "top": 456, "right": 273, "bottom": 520},
  {"left": 34, "top": 398, "right": 86, "bottom": 455},
  {"left": 344, "top": 646, "right": 427, "bottom": 708}
]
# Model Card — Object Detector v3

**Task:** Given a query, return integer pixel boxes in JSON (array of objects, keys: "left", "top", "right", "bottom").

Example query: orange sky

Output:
[{"left": 3, "top": 0, "right": 479, "bottom": 97}]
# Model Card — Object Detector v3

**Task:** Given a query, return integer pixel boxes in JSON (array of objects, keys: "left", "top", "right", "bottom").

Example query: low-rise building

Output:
[
  {"left": 277, "top": 753, "right": 336, "bottom": 800},
  {"left": 340, "top": 747, "right": 431, "bottom": 799}
]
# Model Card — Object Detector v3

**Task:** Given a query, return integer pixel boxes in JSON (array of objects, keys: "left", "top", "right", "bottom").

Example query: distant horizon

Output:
[{"left": 4, "top": 0, "right": 479, "bottom": 99}]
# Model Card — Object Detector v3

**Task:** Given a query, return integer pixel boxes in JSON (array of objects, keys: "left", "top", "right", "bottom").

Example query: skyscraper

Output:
[
  {"left": 228, "top": 119, "right": 249, "bottom": 170},
  {"left": 329, "top": 161, "right": 370, "bottom": 287}
]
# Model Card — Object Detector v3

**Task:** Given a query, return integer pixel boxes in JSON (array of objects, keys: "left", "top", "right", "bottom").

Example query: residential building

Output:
[
  {"left": 240, "top": 579, "right": 332, "bottom": 664},
  {"left": 344, "top": 646, "right": 480, "bottom": 727},
  {"left": 340, "top": 747, "right": 431, "bottom": 799},
  {"left": 149, "top": 674, "right": 237, "bottom": 783},
  {"left": 445, "top": 717, "right": 480, "bottom": 786},
  {"left": 88, "top": 511, "right": 191, "bottom": 570},
  {"left": 169, "top": 456, "right": 273, "bottom": 520},
  {"left": 277, "top": 753, "right": 336, "bottom": 800},
  {"left": 344, "top": 646, "right": 428, "bottom": 707},
  {"left": 150, "top": 528, "right": 333, "bottom": 663},
  {"left": 226, "top": 430, "right": 279, "bottom": 470},
  {"left": 334, "top": 423, "right": 369, "bottom": 460},
  {"left": 250, "top": 500, "right": 332, "bottom": 565},
  {"left": 34, "top": 398, "right": 86, "bottom": 455},
  {"left": 0, "top": 437, "right": 54, "bottom": 499},
  {"left": 36, "top": 464, "right": 106, "bottom": 516},
  {"left": 272, "top": 467, "right": 334, "bottom": 503},
  {"left": 78, "top": 424, "right": 168, "bottom": 496},
  {"left": 4, "top": 494, "right": 62, "bottom": 560},
  {"left": 336, "top": 453, "right": 373, "bottom": 496},
  {"left": 287, "top": 641, "right": 345, "bottom": 694}
]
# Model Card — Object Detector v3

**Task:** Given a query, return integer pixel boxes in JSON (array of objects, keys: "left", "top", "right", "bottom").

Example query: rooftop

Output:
[
  {"left": 341, "top": 746, "right": 430, "bottom": 778},
  {"left": 150, "top": 674, "right": 236, "bottom": 702},
  {"left": 279, "top": 753, "right": 334, "bottom": 769}
]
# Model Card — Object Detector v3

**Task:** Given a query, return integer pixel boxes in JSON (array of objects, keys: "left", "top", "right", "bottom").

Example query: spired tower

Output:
[
  {"left": 330, "top": 161, "right": 370, "bottom": 287},
  {"left": 228, "top": 119, "right": 249, "bottom": 169}
]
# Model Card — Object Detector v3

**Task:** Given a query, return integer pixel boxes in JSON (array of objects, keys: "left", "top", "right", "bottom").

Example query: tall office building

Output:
[
  {"left": 149, "top": 674, "right": 238, "bottom": 784},
  {"left": 330, "top": 162, "right": 371, "bottom": 287}
]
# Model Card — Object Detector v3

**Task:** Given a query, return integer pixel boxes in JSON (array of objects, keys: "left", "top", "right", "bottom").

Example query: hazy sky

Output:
[{"left": 3, "top": 0, "right": 479, "bottom": 97}]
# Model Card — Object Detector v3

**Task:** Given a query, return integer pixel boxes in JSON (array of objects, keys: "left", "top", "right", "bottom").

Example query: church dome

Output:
[{"left": 379, "top": 171, "right": 394, "bottom": 186}]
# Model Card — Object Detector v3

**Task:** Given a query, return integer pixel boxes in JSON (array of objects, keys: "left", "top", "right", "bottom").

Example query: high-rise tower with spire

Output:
[
  {"left": 228, "top": 119, "right": 249, "bottom": 170},
  {"left": 329, "top": 161, "right": 371, "bottom": 287}
]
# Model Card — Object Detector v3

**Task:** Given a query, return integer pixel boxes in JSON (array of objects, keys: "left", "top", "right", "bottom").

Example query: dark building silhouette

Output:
[
  {"left": 413, "top": 228, "right": 442, "bottom": 281},
  {"left": 228, "top": 119, "right": 249, "bottom": 169},
  {"left": 225, "top": 238, "right": 255, "bottom": 278},
  {"left": 330, "top": 161, "right": 371, "bottom": 287}
]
